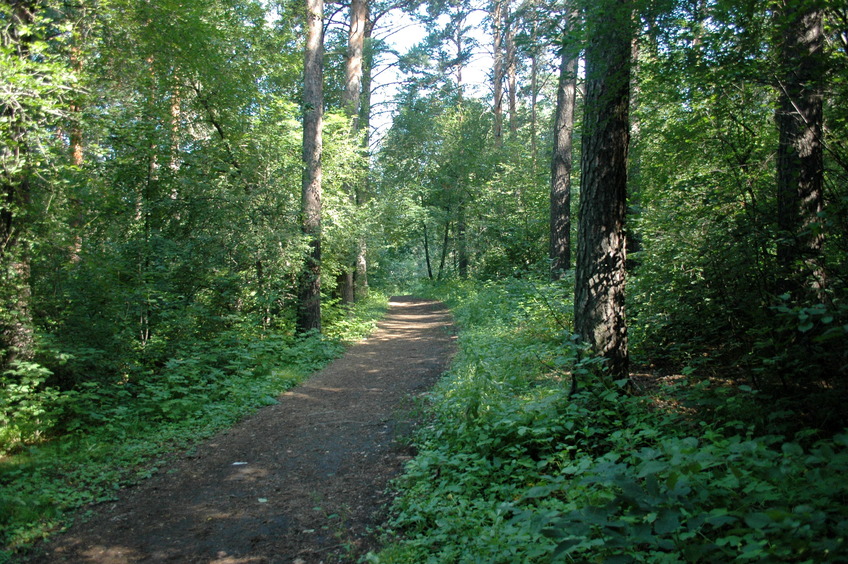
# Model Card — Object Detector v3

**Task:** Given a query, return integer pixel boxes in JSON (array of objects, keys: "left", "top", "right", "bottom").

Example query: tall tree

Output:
[
  {"left": 297, "top": 0, "right": 324, "bottom": 332},
  {"left": 338, "top": 0, "right": 368, "bottom": 304},
  {"left": 492, "top": 0, "right": 506, "bottom": 144},
  {"left": 549, "top": 8, "right": 578, "bottom": 278},
  {"left": 574, "top": 0, "right": 631, "bottom": 379},
  {"left": 774, "top": 0, "right": 826, "bottom": 296}
]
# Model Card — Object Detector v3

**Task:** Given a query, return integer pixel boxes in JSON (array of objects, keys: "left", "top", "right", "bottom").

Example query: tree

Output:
[
  {"left": 336, "top": 0, "right": 367, "bottom": 304},
  {"left": 774, "top": 0, "right": 826, "bottom": 296},
  {"left": 297, "top": 0, "right": 325, "bottom": 333},
  {"left": 549, "top": 7, "right": 578, "bottom": 278},
  {"left": 573, "top": 0, "right": 631, "bottom": 379}
]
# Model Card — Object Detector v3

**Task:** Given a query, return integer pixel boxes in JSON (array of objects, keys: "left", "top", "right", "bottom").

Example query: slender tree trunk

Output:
[
  {"left": 0, "top": 0, "right": 37, "bottom": 368},
  {"left": 335, "top": 0, "right": 367, "bottom": 306},
  {"left": 530, "top": 40, "right": 539, "bottom": 167},
  {"left": 775, "top": 0, "right": 826, "bottom": 297},
  {"left": 423, "top": 221, "right": 433, "bottom": 280},
  {"left": 437, "top": 217, "right": 450, "bottom": 281},
  {"left": 68, "top": 14, "right": 86, "bottom": 264},
  {"left": 506, "top": 11, "right": 518, "bottom": 137},
  {"left": 344, "top": 0, "right": 366, "bottom": 126},
  {"left": 296, "top": 0, "right": 324, "bottom": 333},
  {"left": 574, "top": 0, "right": 631, "bottom": 380},
  {"left": 550, "top": 21, "right": 578, "bottom": 279},
  {"left": 457, "top": 205, "right": 468, "bottom": 278},
  {"left": 354, "top": 5, "right": 373, "bottom": 300},
  {"left": 492, "top": 0, "right": 505, "bottom": 145}
]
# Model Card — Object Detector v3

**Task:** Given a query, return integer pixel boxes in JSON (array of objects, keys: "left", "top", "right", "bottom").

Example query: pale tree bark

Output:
[
  {"left": 506, "top": 10, "right": 518, "bottom": 137},
  {"left": 550, "top": 15, "right": 578, "bottom": 279},
  {"left": 354, "top": 15, "right": 374, "bottom": 298},
  {"left": 0, "top": 0, "right": 37, "bottom": 368},
  {"left": 297, "top": 0, "right": 324, "bottom": 333},
  {"left": 529, "top": 18, "right": 539, "bottom": 166},
  {"left": 574, "top": 0, "right": 631, "bottom": 380},
  {"left": 775, "top": 0, "right": 826, "bottom": 297},
  {"left": 492, "top": 0, "right": 505, "bottom": 145},
  {"left": 336, "top": 0, "right": 367, "bottom": 305}
]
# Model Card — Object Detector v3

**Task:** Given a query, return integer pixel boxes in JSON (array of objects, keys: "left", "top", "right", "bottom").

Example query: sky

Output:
[{"left": 367, "top": 6, "right": 494, "bottom": 142}]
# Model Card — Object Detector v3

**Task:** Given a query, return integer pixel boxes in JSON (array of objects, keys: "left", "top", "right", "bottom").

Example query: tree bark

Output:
[
  {"left": 354, "top": 17, "right": 375, "bottom": 298},
  {"left": 550, "top": 22, "right": 578, "bottom": 279},
  {"left": 775, "top": 0, "right": 825, "bottom": 297},
  {"left": 492, "top": 0, "right": 505, "bottom": 145},
  {"left": 423, "top": 221, "right": 433, "bottom": 280},
  {"left": 335, "top": 0, "right": 368, "bottom": 305},
  {"left": 574, "top": 0, "right": 631, "bottom": 380},
  {"left": 296, "top": 0, "right": 324, "bottom": 333},
  {"left": 506, "top": 13, "right": 518, "bottom": 137}
]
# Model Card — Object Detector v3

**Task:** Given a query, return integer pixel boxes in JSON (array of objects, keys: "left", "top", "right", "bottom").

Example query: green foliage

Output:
[
  {"left": 371, "top": 281, "right": 848, "bottom": 563},
  {"left": 0, "top": 362, "right": 62, "bottom": 451}
]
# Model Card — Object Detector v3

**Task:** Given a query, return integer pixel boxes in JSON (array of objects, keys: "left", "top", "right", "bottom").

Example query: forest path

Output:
[{"left": 27, "top": 297, "right": 455, "bottom": 564}]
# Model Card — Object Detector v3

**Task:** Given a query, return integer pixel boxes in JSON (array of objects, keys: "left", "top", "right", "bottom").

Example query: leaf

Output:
[
  {"left": 743, "top": 512, "right": 771, "bottom": 529},
  {"left": 781, "top": 442, "right": 803, "bottom": 457},
  {"left": 637, "top": 460, "right": 668, "bottom": 478},
  {"left": 654, "top": 509, "right": 681, "bottom": 535}
]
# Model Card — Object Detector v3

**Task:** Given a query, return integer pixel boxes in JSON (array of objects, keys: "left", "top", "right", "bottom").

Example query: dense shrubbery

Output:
[
  {"left": 0, "top": 293, "right": 387, "bottom": 555},
  {"left": 371, "top": 280, "right": 848, "bottom": 563}
]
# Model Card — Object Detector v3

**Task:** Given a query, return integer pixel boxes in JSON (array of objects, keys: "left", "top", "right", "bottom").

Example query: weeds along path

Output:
[{"left": 26, "top": 297, "right": 455, "bottom": 564}]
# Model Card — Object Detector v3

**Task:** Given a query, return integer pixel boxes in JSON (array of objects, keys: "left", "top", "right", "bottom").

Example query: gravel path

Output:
[{"left": 25, "top": 296, "right": 455, "bottom": 563}]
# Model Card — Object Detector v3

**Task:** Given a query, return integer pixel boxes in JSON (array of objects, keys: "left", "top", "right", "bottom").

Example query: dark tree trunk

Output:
[
  {"left": 775, "top": 0, "right": 825, "bottom": 297},
  {"left": 549, "top": 20, "right": 578, "bottom": 279},
  {"left": 423, "top": 221, "right": 433, "bottom": 280},
  {"left": 574, "top": 0, "right": 631, "bottom": 380},
  {"left": 457, "top": 205, "right": 468, "bottom": 279},
  {"left": 296, "top": 0, "right": 324, "bottom": 333}
]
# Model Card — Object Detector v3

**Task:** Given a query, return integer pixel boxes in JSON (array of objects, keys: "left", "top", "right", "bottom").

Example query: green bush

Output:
[{"left": 372, "top": 280, "right": 848, "bottom": 563}]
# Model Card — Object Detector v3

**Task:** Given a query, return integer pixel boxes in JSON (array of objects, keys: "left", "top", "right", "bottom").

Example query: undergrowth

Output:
[
  {"left": 369, "top": 280, "right": 848, "bottom": 563},
  {"left": 0, "top": 293, "right": 388, "bottom": 559}
]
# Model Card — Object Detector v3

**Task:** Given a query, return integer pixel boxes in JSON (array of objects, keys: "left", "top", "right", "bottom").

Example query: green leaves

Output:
[{"left": 374, "top": 280, "right": 848, "bottom": 563}]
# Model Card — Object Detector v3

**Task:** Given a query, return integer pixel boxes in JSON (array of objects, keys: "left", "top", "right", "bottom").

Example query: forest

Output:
[{"left": 1, "top": 0, "right": 848, "bottom": 561}]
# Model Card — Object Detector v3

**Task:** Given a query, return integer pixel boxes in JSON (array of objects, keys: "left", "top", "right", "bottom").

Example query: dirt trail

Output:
[{"left": 25, "top": 297, "right": 455, "bottom": 564}]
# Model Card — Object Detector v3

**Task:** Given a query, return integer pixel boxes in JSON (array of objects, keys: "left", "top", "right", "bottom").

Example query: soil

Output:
[{"left": 23, "top": 296, "right": 455, "bottom": 564}]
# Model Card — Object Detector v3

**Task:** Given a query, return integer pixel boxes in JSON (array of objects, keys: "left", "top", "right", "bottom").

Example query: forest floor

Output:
[{"left": 23, "top": 296, "right": 456, "bottom": 564}]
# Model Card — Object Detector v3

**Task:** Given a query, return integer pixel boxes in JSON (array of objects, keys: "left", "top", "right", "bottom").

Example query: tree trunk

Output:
[
  {"left": 296, "top": 0, "right": 324, "bottom": 333},
  {"left": 423, "top": 221, "right": 433, "bottom": 280},
  {"left": 437, "top": 217, "right": 450, "bottom": 281},
  {"left": 336, "top": 0, "right": 368, "bottom": 305},
  {"left": 506, "top": 13, "right": 518, "bottom": 137},
  {"left": 550, "top": 24, "right": 578, "bottom": 279},
  {"left": 353, "top": 17, "right": 374, "bottom": 299},
  {"left": 574, "top": 0, "right": 631, "bottom": 380},
  {"left": 775, "top": 0, "right": 825, "bottom": 297},
  {"left": 344, "top": 0, "right": 366, "bottom": 126},
  {"left": 457, "top": 204, "right": 468, "bottom": 278},
  {"left": 492, "top": 0, "right": 505, "bottom": 145},
  {"left": 0, "top": 0, "right": 37, "bottom": 368}
]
